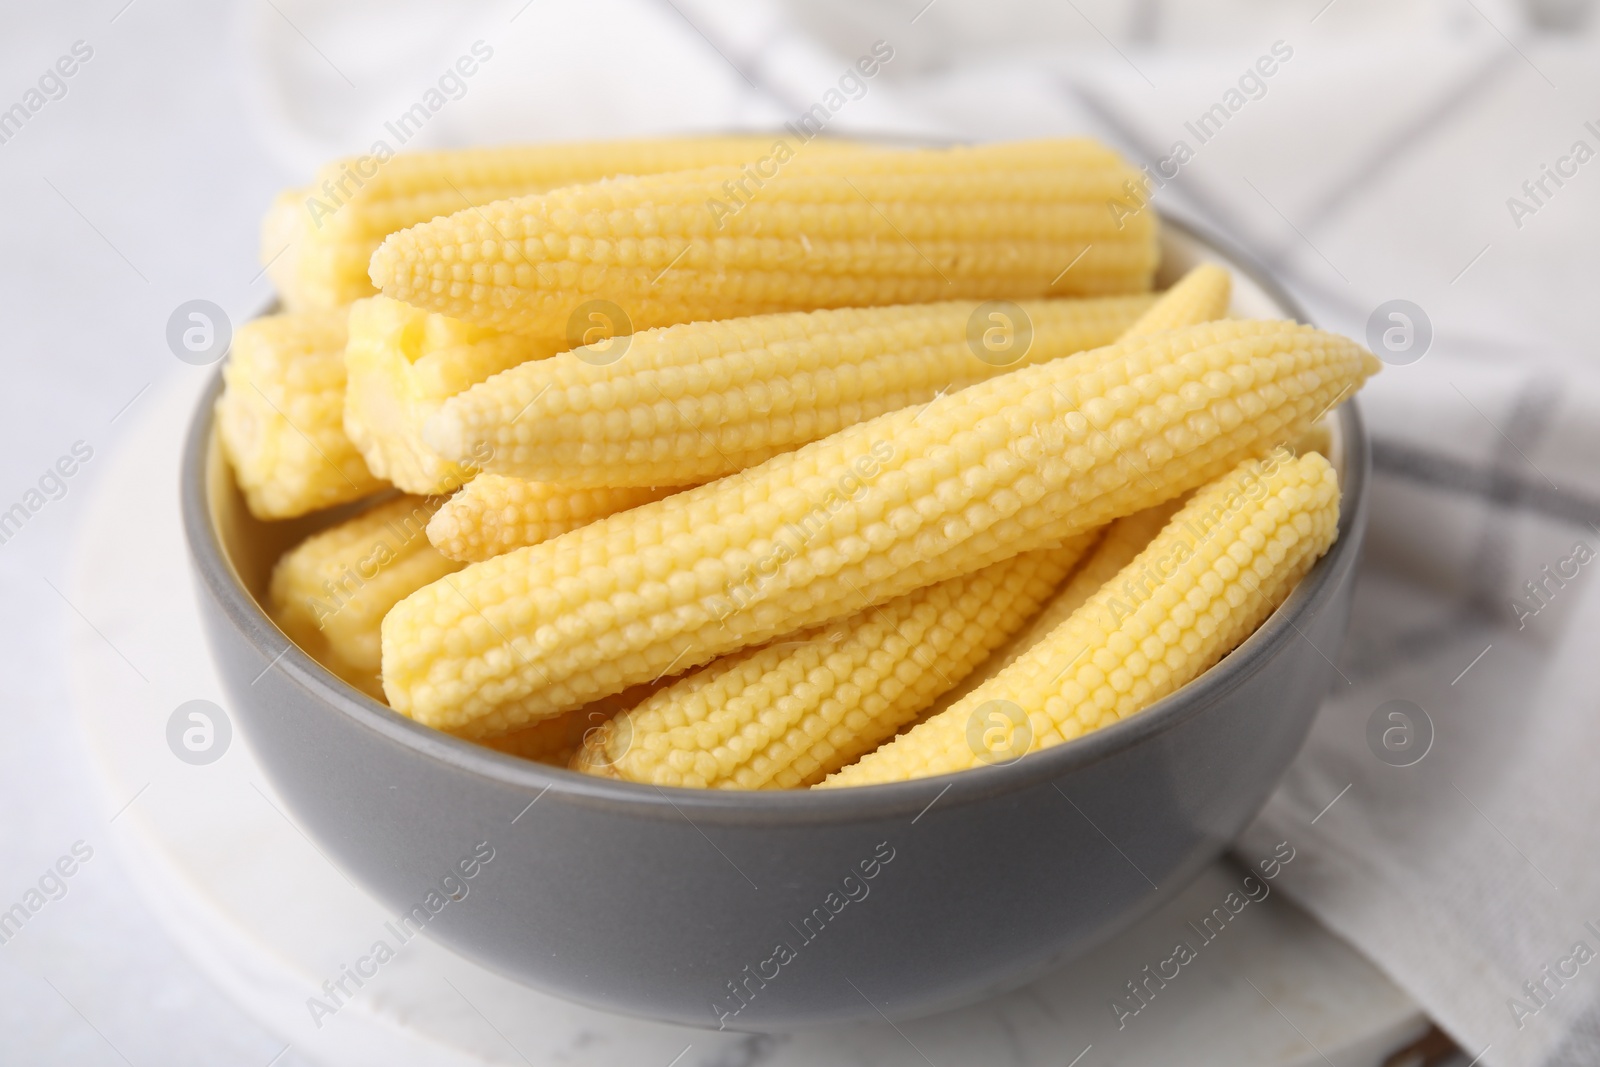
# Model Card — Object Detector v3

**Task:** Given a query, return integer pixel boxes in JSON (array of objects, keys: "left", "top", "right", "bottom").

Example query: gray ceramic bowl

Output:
[{"left": 183, "top": 213, "right": 1368, "bottom": 1032}]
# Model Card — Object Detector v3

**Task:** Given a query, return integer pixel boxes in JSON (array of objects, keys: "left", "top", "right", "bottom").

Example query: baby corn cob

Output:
[
  {"left": 1122, "top": 263, "right": 1231, "bottom": 337},
  {"left": 572, "top": 533, "right": 1098, "bottom": 789},
  {"left": 1008, "top": 503, "right": 1183, "bottom": 660},
  {"left": 991, "top": 265, "right": 1232, "bottom": 641},
  {"left": 425, "top": 295, "right": 1155, "bottom": 488},
  {"left": 343, "top": 296, "right": 566, "bottom": 495},
  {"left": 926, "top": 265, "right": 1232, "bottom": 706},
  {"left": 269, "top": 495, "right": 463, "bottom": 699},
  {"left": 821, "top": 450, "right": 1341, "bottom": 787},
  {"left": 380, "top": 320, "right": 1377, "bottom": 737},
  {"left": 938, "top": 502, "right": 1180, "bottom": 711},
  {"left": 369, "top": 139, "right": 1160, "bottom": 336},
  {"left": 427, "top": 476, "right": 681, "bottom": 562},
  {"left": 262, "top": 136, "right": 807, "bottom": 310},
  {"left": 425, "top": 265, "right": 1220, "bottom": 569},
  {"left": 216, "top": 310, "right": 384, "bottom": 520}
]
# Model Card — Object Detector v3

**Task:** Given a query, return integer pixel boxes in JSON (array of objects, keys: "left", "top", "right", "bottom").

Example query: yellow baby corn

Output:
[
  {"left": 269, "top": 495, "right": 463, "bottom": 699},
  {"left": 262, "top": 136, "right": 802, "bottom": 310},
  {"left": 991, "top": 265, "right": 1233, "bottom": 636},
  {"left": 343, "top": 296, "right": 565, "bottom": 495},
  {"left": 1121, "top": 263, "right": 1231, "bottom": 338},
  {"left": 427, "top": 476, "right": 680, "bottom": 562},
  {"left": 425, "top": 295, "right": 1156, "bottom": 487},
  {"left": 922, "top": 266, "right": 1230, "bottom": 709},
  {"left": 369, "top": 139, "right": 1160, "bottom": 336},
  {"left": 1009, "top": 503, "right": 1183, "bottom": 659},
  {"left": 380, "top": 319, "right": 1376, "bottom": 738},
  {"left": 572, "top": 533, "right": 1098, "bottom": 789},
  {"left": 820, "top": 451, "right": 1341, "bottom": 787},
  {"left": 939, "top": 502, "right": 1179, "bottom": 711},
  {"left": 216, "top": 310, "right": 383, "bottom": 520}
]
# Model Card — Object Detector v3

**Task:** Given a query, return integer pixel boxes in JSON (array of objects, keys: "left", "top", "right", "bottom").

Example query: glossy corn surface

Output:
[
  {"left": 217, "top": 310, "right": 383, "bottom": 520},
  {"left": 380, "top": 320, "right": 1376, "bottom": 738},
  {"left": 820, "top": 450, "right": 1341, "bottom": 786},
  {"left": 263, "top": 136, "right": 799, "bottom": 310},
  {"left": 427, "top": 476, "right": 680, "bottom": 562},
  {"left": 426, "top": 295, "right": 1155, "bottom": 487},
  {"left": 268, "top": 495, "right": 462, "bottom": 698},
  {"left": 932, "top": 264, "right": 1233, "bottom": 701},
  {"left": 572, "top": 534, "right": 1097, "bottom": 788},
  {"left": 935, "top": 502, "right": 1177, "bottom": 712},
  {"left": 369, "top": 140, "right": 1160, "bottom": 336},
  {"left": 343, "top": 296, "right": 565, "bottom": 495}
]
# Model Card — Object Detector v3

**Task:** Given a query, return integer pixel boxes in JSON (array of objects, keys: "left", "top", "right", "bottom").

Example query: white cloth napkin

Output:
[
  {"left": 243, "top": 2, "right": 1600, "bottom": 1062},
  {"left": 1238, "top": 357, "right": 1600, "bottom": 1067}
]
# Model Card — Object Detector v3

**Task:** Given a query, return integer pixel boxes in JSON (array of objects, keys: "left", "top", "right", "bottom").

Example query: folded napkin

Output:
[{"left": 1239, "top": 356, "right": 1600, "bottom": 1067}]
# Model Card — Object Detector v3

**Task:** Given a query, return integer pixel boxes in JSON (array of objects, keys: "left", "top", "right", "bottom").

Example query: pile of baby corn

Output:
[{"left": 223, "top": 135, "right": 1378, "bottom": 789}]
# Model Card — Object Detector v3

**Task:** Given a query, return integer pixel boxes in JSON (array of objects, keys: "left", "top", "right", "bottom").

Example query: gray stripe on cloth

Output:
[
  {"left": 1372, "top": 439, "right": 1600, "bottom": 533},
  {"left": 1543, "top": 997, "right": 1600, "bottom": 1066},
  {"left": 1460, "top": 376, "right": 1565, "bottom": 612},
  {"left": 1343, "top": 378, "right": 1569, "bottom": 684}
]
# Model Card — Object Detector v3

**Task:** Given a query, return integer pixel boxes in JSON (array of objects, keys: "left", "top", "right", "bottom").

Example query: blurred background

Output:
[{"left": 2, "top": 0, "right": 1597, "bottom": 1063}]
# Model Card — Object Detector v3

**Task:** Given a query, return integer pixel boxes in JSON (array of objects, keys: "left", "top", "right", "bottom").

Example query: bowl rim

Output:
[{"left": 183, "top": 209, "right": 1369, "bottom": 826}]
